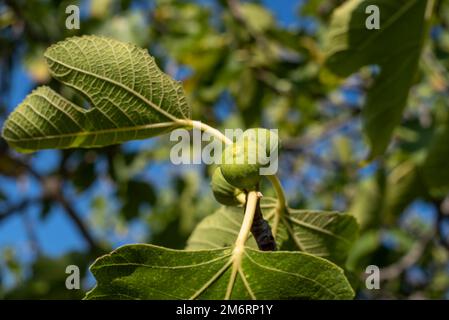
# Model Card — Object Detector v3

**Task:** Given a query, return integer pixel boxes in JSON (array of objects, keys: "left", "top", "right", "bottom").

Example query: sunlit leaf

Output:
[
  {"left": 2, "top": 35, "right": 190, "bottom": 152},
  {"left": 186, "top": 204, "right": 358, "bottom": 265},
  {"left": 85, "top": 244, "right": 354, "bottom": 300},
  {"left": 324, "top": 0, "right": 428, "bottom": 156}
]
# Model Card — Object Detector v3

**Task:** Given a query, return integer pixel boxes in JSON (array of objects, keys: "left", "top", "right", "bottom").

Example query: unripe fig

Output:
[
  {"left": 220, "top": 136, "right": 262, "bottom": 190},
  {"left": 211, "top": 167, "right": 244, "bottom": 206},
  {"left": 220, "top": 128, "right": 279, "bottom": 190}
]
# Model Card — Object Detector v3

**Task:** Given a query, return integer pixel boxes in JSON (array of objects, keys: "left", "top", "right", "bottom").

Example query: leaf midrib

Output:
[{"left": 5, "top": 121, "right": 179, "bottom": 144}]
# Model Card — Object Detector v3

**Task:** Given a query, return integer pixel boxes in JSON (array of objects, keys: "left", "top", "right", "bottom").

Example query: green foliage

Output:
[
  {"left": 2, "top": 0, "right": 449, "bottom": 301},
  {"left": 187, "top": 203, "right": 358, "bottom": 266},
  {"left": 1, "top": 35, "right": 359, "bottom": 300},
  {"left": 85, "top": 244, "right": 354, "bottom": 300},
  {"left": 4, "top": 252, "right": 94, "bottom": 299},
  {"left": 2, "top": 35, "right": 190, "bottom": 152},
  {"left": 281, "top": 208, "right": 359, "bottom": 265},
  {"left": 420, "top": 113, "right": 449, "bottom": 196},
  {"left": 119, "top": 179, "right": 157, "bottom": 220},
  {"left": 325, "top": 0, "right": 429, "bottom": 156}
]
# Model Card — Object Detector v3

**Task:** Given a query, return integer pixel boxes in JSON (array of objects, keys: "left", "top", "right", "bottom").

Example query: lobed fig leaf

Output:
[
  {"left": 85, "top": 243, "right": 355, "bottom": 300},
  {"left": 1, "top": 35, "right": 191, "bottom": 153}
]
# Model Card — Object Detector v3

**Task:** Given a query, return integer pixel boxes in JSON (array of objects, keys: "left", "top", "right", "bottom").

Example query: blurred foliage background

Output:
[{"left": 1, "top": 0, "right": 449, "bottom": 299}]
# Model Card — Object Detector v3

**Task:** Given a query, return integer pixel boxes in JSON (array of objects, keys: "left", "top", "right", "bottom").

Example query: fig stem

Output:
[
  {"left": 267, "top": 175, "right": 287, "bottom": 213},
  {"left": 267, "top": 175, "right": 288, "bottom": 238},
  {"left": 179, "top": 119, "right": 233, "bottom": 145},
  {"left": 225, "top": 190, "right": 259, "bottom": 299},
  {"left": 235, "top": 190, "right": 259, "bottom": 249}
]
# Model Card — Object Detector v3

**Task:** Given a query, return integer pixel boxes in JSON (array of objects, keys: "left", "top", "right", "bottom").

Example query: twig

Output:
[
  {"left": 282, "top": 109, "right": 359, "bottom": 152},
  {"left": 55, "top": 193, "right": 99, "bottom": 252},
  {"left": 379, "top": 236, "right": 431, "bottom": 281},
  {"left": 0, "top": 198, "right": 40, "bottom": 222},
  {"left": 377, "top": 197, "right": 448, "bottom": 281},
  {"left": 21, "top": 210, "right": 42, "bottom": 256},
  {"left": 6, "top": 153, "right": 101, "bottom": 252}
]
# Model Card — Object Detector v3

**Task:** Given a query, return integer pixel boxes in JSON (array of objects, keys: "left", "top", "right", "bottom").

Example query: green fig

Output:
[
  {"left": 210, "top": 167, "right": 244, "bottom": 206},
  {"left": 221, "top": 141, "right": 260, "bottom": 190},
  {"left": 220, "top": 128, "right": 279, "bottom": 190}
]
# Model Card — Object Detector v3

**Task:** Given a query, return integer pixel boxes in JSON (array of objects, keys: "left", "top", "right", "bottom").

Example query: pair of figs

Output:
[{"left": 211, "top": 128, "right": 279, "bottom": 206}]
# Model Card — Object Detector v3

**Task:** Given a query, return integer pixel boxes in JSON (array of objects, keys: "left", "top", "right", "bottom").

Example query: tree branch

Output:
[
  {"left": 5, "top": 153, "right": 101, "bottom": 252},
  {"left": 379, "top": 236, "right": 431, "bottom": 281},
  {"left": 282, "top": 109, "right": 360, "bottom": 152},
  {"left": 0, "top": 198, "right": 40, "bottom": 222},
  {"left": 56, "top": 194, "right": 100, "bottom": 252}
]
